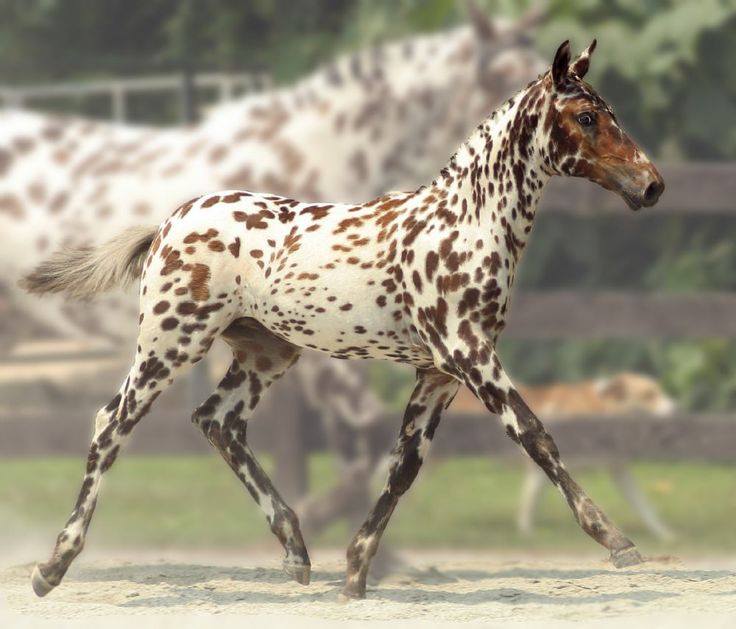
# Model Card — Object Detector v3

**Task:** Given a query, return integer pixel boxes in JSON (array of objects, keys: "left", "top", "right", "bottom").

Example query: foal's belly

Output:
[
  {"left": 256, "top": 292, "right": 432, "bottom": 367},
  {"left": 251, "top": 279, "right": 433, "bottom": 366}
]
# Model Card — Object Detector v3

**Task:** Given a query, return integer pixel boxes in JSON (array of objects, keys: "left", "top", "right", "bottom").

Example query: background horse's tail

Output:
[{"left": 19, "top": 226, "right": 157, "bottom": 299}]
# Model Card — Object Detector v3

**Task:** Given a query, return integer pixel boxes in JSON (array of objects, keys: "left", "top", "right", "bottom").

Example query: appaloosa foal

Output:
[{"left": 23, "top": 40, "right": 664, "bottom": 600}]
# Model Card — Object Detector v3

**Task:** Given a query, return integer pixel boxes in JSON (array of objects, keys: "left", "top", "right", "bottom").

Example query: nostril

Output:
[{"left": 644, "top": 181, "right": 663, "bottom": 204}]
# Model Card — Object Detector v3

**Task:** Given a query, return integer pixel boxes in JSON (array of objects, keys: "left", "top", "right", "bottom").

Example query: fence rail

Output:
[
  {"left": 429, "top": 413, "right": 736, "bottom": 462},
  {"left": 505, "top": 291, "right": 736, "bottom": 339},
  {"left": 543, "top": 163, "right": 736, "bottom": 214},
  {"left": 0, "top": 72, "right": 271, "bottom": 121},
  {"left": 3, "top": 408, "right": 735, "bottom": 464}
]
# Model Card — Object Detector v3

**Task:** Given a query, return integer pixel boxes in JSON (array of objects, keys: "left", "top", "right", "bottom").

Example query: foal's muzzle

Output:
[
  {"left": 641, "top": 179, "right": 665, "bottom": 207},
  {"left": 616, "top": 167, "right": 665, "bottom": 211}
]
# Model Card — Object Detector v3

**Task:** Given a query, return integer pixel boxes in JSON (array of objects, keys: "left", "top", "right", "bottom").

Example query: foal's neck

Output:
[{"left": 428, "top": 80, "right": 551, "bottom": 276}]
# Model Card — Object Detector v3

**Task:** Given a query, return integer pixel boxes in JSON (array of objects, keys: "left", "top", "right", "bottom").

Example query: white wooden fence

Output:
[{"left": 0, "top": 71, "right": 271, "bottom": 122}]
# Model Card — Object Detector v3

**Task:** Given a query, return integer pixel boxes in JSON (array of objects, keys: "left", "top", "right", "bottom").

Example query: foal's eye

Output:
[{"left": 577, "top": 113, "right": 595, "bottom": 127}]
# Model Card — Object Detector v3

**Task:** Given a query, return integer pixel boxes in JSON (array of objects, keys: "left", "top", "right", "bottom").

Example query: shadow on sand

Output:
[{"left": 45, "top": 561, "right": 735, "bottom": 609}]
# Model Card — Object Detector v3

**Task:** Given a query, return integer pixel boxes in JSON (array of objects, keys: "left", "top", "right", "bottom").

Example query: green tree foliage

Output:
[
  {"left": 0, "top": 0, "right": 354, "bottom": 82},
  {"left": 0, "top": 0, "right": 179, "bottom": 81}
]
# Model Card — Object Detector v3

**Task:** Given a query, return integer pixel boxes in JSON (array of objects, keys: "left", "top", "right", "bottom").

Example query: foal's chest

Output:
[{"left": 403, "top": 225, "right": 519, "bottom": 341}]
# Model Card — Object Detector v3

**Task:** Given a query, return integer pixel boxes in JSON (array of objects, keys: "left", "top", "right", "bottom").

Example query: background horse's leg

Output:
[
  {"left": 610, "top": 462, "right": 675, "bottom": 541},
  {"left": 296, "top": 355, "right": 384, "bottom": 535},
  {"left": 517, "top": 462, "right": 547, "bottom": 536},
  {"left": 298, "top": 461, "right": 372, "bottom": 536}
]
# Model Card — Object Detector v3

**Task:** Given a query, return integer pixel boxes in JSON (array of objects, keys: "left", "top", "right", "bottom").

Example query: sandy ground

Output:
[{"left": 1, "top": 549, "right": 735, "bottom": 628}]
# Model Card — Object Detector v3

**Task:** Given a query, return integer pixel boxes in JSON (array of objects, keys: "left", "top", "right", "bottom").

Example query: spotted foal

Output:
[{"left": 23, "top": 40, "right": 664, "bottom": 600}]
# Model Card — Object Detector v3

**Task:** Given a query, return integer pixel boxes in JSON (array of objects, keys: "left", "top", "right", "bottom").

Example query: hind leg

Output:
[
  {"left": 32, "top": 308, "right": 229, "bottom": 596},
  {"left": 192, "top": 318, "right": 311, "bottom": 584}
]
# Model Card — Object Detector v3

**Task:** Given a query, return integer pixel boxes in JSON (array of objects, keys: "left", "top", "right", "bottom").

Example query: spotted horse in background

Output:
[
  {"left": 0, "top": 4, "right": 543, "bottom": 348},
  {"left": 22, "top": 39, "right": 665, "bottom": 600}
]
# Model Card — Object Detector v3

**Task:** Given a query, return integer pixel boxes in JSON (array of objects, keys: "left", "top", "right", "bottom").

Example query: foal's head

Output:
[{"left": 541, "top": 40, "right": 664, "bottom": 210}]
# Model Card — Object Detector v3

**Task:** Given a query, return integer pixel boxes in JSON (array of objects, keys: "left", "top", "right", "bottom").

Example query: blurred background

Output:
[{"left": 1, "top": 0, "right": 736, "bottom": 567}]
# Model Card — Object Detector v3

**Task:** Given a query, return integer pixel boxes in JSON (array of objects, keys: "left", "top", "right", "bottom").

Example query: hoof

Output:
[
  {"left": 611, "top": 546, "right": 644, "bottom": 568},
  {"left": 31, "top": 565, "right": 55, "bottom": 597},
  {"left": 338, "top": 586, "right": 365, "bottom": 602},
  {"left": 283, "top": 561, "right": 311, "bottom": 585}
]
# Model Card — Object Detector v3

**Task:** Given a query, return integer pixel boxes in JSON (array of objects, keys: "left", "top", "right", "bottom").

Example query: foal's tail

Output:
[{"left": 19, "top": 226, "right": 157, "bottom": 300}]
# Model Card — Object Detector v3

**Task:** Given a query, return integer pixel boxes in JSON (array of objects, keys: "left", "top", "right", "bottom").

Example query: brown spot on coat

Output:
[
  {"left": 189, "top": 264, "right": 211, "bottom": 301},
  {"left": 228, "top": 237, "right": 241, "bottom": 257},
  {"left": 0, "top": 193, "right": 23, "bottom": 218},
  {"left": 49, "top": 191, "right": 68, "bottom": 214},
  {"left": 161, "top": 317, "right": 179, "bottom": 330},
  {"left": 0, "top": 149, "right": 12, "bottom": 175},
  {"left": 233, "top": 210, "right": 271, "bottom": 229}
]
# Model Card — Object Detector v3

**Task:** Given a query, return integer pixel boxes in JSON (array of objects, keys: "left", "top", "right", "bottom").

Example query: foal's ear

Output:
[
  {"left": 570, "top": 39, "right": 597, "bottom": 79},
  {"left": 552, "top": 40, "right": 571, "bottom": 86},
  {"left": 466, "top": 0, "right": 497, "bottom": 41}
]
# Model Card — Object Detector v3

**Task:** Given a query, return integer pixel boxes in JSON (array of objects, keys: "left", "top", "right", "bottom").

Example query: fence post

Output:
[
  {"left": 219, "top": 75, "right": 235, "bottom": 102},
  {"left": 180, "top": 68, "right": 197, "bottom": 124},
  {"left": 111, "top": 83, "right": 127, "bottom": 122},
  {"left": 272, "top": 372, "right": 309, "bottom": 502},
  {"left": 2, "top": 90, "right": 25, "bottom": 109}
]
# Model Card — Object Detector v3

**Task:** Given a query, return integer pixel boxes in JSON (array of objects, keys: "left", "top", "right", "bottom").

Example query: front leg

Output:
[
  {"left": 342, "top": 368, "right": 460, "bottom": 599},
  {"left": 462, "top": 350, "right": 643, "bottom": 567}
]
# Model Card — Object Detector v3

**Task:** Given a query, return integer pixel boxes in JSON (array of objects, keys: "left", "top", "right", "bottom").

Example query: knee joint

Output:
[{"left": 192, "top": 393, "right": 222, "bottom": 428}]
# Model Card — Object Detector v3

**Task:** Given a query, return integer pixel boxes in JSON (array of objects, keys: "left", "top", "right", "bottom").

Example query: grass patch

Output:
[{"left": 1, "top": 455, "right": 734, "bottom": 553}]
